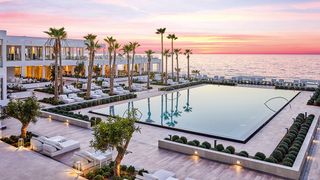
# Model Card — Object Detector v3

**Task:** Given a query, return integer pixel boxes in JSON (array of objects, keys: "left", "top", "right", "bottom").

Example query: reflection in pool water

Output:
[{"left": 91, "top": 85, "right": 298, "bottom": 142}]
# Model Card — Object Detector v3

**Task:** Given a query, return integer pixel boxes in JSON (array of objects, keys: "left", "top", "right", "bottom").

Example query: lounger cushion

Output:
[
  {"left": 44, "top": 139, "right": 63, "bottom": 150},
  {"left": 30, "top": 138, "right": 43, "bottom": 151},
  {"left": 153, "top": 170, "right": 175, "bottom": 180},
  {"left": 43, "top": 143, "right": 58, "bottom": 153}
]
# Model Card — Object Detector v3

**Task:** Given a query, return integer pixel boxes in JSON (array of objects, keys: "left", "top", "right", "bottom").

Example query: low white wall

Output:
[
  {"left": 23, "top": 82, "right": 51, "bottom": 89},
  {"left": 9, "top": 91, "right": 33, "bottom": 99},
  {"left": 158, "top": 116, "right": 319, "bottom": 180},
  {"left": 40, "top": 111, "right": 91, "bottom": 129}
]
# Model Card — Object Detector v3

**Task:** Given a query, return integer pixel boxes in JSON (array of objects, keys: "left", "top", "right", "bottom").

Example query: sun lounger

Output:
[
  {"left": 67, "top": 85, "right": 81, "bottom": 92},
  {"left": 59, "top": 94, "right": 76, "bottom": 104},
  {"left": 72, "top": 150, "right": 113, "bottom": 171},
  {"left": 31, "top": 136, "right": 80, "bottom": 157},
  {"left": 63, "top": 86, "right": 73, "bottom": 94},
  {"left": 94, "top": 89, "right": 109, "bottom": 97},
  {"left": 68, "top": 93, "right": 84, "bottom": 102},
  {"left": 167, "top": 79, "right": 178, "bottom": 85},
  {"left": 90, "top": 91, "right": 102, "bottom": 99}
]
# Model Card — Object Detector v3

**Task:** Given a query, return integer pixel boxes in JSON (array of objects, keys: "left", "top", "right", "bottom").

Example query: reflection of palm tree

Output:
[
  {"left": 160, "top": 95, "right": 164, "bottom": 125},
  {"left": 173, "top": 92, "right": 182, "bottom": 117},
  {"left": 183, "top": 89, "right": 192, "bottom": 112},
  {"left": 166, "top": 93, "right": 178, "bottom": 127},
  {"left": 163, "top": 94, "right": 170, "bottom": 120},
  {"left": 146, "top": 98, "right": 153, "bottom": 122},
  {"left": 109, "top": 106, "right": 115, "bottom": 116}
]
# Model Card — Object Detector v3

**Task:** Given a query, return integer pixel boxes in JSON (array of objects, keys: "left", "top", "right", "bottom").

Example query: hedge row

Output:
[
  {"left": 276, "top": 85, "right": 317, "bottom": 92},
  {"left": 34, "top": 86, "right": 54, "bottom": 94},
  {"left": 159, "top": 80, "right": 236, "bottom": 91},
  {"left": 307, "top": 89, "right": 320, "bottom": 106},
  {"left": 43, "top": 94, "right": 137, "bottom": 126},
  {"left": 267, "top": 113, "right": 315, "bottom": 166},
  {"left": 39, "top": 97, "right": 65, "bottom": 105},
  {"left": 164, "top": 135, "right": 265, "bottom": 160},
  {"left": 164, "top": 113, "right": 315, "bottom": 167}
]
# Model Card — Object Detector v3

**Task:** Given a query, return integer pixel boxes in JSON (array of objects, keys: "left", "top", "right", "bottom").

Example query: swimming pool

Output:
[{"left": 90, "top": 85, "right": 299, "bottom": 143}]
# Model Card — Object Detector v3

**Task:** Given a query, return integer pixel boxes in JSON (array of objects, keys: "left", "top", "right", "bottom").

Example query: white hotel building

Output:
[{"left": 0, "top": 30, "right": 161, "bottom": 106}]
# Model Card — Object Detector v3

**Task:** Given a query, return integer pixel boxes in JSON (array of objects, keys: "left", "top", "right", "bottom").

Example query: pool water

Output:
[{"left": 91, "top": 85, "right": 299, "bottom": 142}]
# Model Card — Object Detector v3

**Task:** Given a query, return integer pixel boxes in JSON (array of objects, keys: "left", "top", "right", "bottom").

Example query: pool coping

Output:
[{"left": 89, "top": 86, "right": 301, "bottom": 143}]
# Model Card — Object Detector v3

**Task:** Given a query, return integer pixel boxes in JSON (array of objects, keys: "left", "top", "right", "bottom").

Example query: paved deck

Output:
[
  {"left": 1, "top": 86, "right": 320, "bottom": 180},
  {"left": 0, "top": 141, "right": 85, "bottom": 180}
]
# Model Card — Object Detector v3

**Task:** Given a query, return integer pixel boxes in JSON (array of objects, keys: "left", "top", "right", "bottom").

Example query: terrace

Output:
[{"left": 1, "top": 83, "right": 320, "bottom": 179}]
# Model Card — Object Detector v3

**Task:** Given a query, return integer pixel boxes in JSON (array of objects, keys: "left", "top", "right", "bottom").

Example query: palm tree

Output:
[
  {"left": 104, "top": 36, "right": 116, "bottom": 78},
  {"left": 163, "top": 49, "right": 170, "bottom": 85},
  {"left": 129, "top": 42, "right": 140, "bottom": 87},
  {"left": 110, "top": 42, "right": 121, "bottom": 95},
  {"left": 44, "top": 27, "right": 67, "bottom": 101},
  {"left": 167, "top": 34, "right": 178, "bottom": 80},
  {"left": 122, "top": 44, "right": 133, "bottom": 91},
  {"left": 184, "top": 49, "right": 192, "bottom": 80},
  {"left": 183, "top": 89, "right": 192, "bottom": 112},
  {"left": 156, "top": 28, "right": 166, "bottom": 82},
  {"left": 174, "top": 48, "right": 182, "bottom": 83},
  {"left": 145, "top": 50, "right": 155, "bottom": 89},
  {"left": 84, "top": 34, "right": 101, "bottom": 99}
]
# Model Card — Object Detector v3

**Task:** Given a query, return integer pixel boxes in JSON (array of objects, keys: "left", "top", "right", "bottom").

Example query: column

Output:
[
  {"left": 115, "top": 65, "right": 118, "bottom": 77},
  {"left": 21, "top": 45, "right": 25, "bottom": 62},
  {"left": 42, "top": 45, "right": 45, "bottom": 61},
  {"left": 85, "top": 67, "right": 88, "bottom": 77},
  {"left": 102, "top": 65, "right": 105, "bottom": 76},
  {"left": 21, "top": 66, "right": 26, "bottom": 77},
  {"left": 42, "top": 66, "right": 46, "bottom": 79},
  {"left": 139, "top": 64, "right": 143, "bottom": 75}
]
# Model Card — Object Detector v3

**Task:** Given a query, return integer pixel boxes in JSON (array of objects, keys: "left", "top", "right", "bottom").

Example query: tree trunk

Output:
[
  {"left": 54, "top": 46, "right": 59, "bottom": 101},
  {"left": 161, "top": 35, "right": 164, "bottom": 83},
  {"left": 20, "top": 123, "right": 29, "bottom": 139},
  {"left": 147, "top": 60, "right": 150, "bottom": 89},
  {"left": 109, "top": 51, "right": 113, "bottom": 95},
  {"left": 110, "top": 51, "right": 117, "bottom": 95},
  {"left": 86, "top": 52, "right": 94, "bottom": 99},
  {"left": 176, "top": 54, "right": 179, "bottom": 83},
  {"left": 114, "top": 139, "right": 131, "bottom": 177},
  {"left": 171, "top": 40, "right": 174, "bottom": 80},
  {"left": 165, "top": 55, "right": 168, "bottom": 85},
  {"left": 187, "top": 55, "right": 190, "bottom": 79},
  {"left": 127, "top": 54, "right": 131, "bottom": 91},
  {"left": 130, "top": 52, "right": 135, "bottom": 89},
  {"left": 58, "top": 40, "right": 64, "bottom": 94}
]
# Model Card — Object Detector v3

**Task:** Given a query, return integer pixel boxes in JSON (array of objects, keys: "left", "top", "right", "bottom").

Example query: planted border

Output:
[
  {"left": 159, "top": 80, "right": 236, "bottom": 91},
  {"left": 276, "top": 85, "right": 317, "bottom": 92},
  {"left": 163, "top": 113, "right": 315, "bottom": 167},
  {"left": 307, "top": 88, "right": 320, "bottom": 106},
  {"left": 42, "top": 94, "right": 137, "bottom": 126}
]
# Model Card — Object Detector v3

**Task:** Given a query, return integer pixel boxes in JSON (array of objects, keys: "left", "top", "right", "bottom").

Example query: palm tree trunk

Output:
[
  {"left": 20, "top": 123, "right": 29, "bottom": 139},
  {"left": 165, "top": 55, "right": 168, "bottom": 85},
  {"left": 86, "top": 52, "right": 94, "bottom": 99},
  {"left": 110, "top": 51, "right": 117, "bottom": 95},
  {"left": 171, "top": 40, "right": 174, "bottom": 80},
  {"left": 54, "top": 47, "right": 59, "bottom": 101},
  {"left": 176, "top": 55, "right": 179, "bottom": 82},
  {"left": 109, "top": 52, "right": 114, "bottom": 95},
  {"left": 187, "top": 56, "right": 190, "bottom": 79},
  {"left": 130, "top": 52, "right": 135, "bottom": 88},
  {"left": 161, "top": 35, "right": 164, "bottom": 83},
  {"left": 127, "top": 54, "right": 131, "bottom": 91},
  {"left": 58, "top": 40, "right": 63, "bottom": 94},
  {"left": 147, "top": 60, "right": 150, "bottom": 89}
]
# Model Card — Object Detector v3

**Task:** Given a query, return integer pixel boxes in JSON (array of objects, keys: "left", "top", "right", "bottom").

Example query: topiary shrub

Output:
[
  {"left": 216, "top": 144, "right": 224, "bottom": 151},
  {"left": 127, "top": 165, "right": 135, "bottom": 175},
  {"left": 180, "top": 136, "right": 187, "bottom": 144},
  {"left": 187, "top": 141, "right": 197, "bottom": 146},
  {"left": 199, "top": 144, "right": 207, "bottom": 149},
  {"left": 254, "top": 152, "right": 266, "bottom": 160},
  {"left": 92, "top": 175, "right": 104, "bottom": 180},
  {"left": 201, "top": 141, "right": 211, "bottom": 149},
  {"left": 282, "top": 159, "right": 293, "bottom": 167},
  {"left": 193, "top": 140, "right": 200, "bottom": 146},
  {"left": 271, "top": 150, "right": 283, "bottom": 162},
  {"left": 265, "top": 156, "right": 278, "bottom": 163},
  {"left": 172, "top": 135, "right": 179, "bottom": 141},
  {"left": 226, "top": 146, "right": 235, "bottom": 154},
  {"left": 223, "top": 148, "right": 232, "bottom": 154},
  {"left": 174, "top": 139, "right": 184, "bottom": 144},
  {"left": 237, "top": 151, "right": 249, "bottom": 157}
]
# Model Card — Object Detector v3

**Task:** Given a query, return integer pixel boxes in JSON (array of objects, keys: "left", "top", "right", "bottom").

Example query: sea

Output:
[{"left": 154, "top": 54, "right": 320, "bottom": 81}]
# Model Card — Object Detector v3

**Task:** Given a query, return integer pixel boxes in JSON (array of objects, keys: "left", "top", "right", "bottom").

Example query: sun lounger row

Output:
[
  {"left": 72, "top": 150, "right": 113, "bottom": 171},
  {"left": 81, "top": 83, "right": 101, "bottom": 90},
  {"left": 59, "top": 94, "right": 84, "bottom": 103},
  {"left": 91, "top": 89, "right": 109, "bottom": 99},
  {"left": 63, "top": 85, "right": 81, "bottom": 94},
  {"left": 102, "top": 81, "right": 120, "bottom": 88}
]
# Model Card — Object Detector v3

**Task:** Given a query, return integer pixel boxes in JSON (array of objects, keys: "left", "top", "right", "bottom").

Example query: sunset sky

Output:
[{"left": 1, "top": 0, "right": 320, "bottom": 54}]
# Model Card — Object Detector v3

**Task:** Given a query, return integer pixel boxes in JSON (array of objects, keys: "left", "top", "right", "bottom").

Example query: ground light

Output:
[{"left": 17, "top": 138, "right": 24, "bottom": 149}]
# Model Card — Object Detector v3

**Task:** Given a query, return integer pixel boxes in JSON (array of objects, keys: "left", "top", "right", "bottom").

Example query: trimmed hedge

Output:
[
  {"left": 164, "top": 113, "right": 315, "bottom": 167},
  {"left": 43, "top": 93, "right": 137, "bottom": 126},
  {"left": 267, "top": 113, "right": 315, "bottom": 166},
  {"left": 39, "top": 97, "right": 65, "bottom": 105},
  {"left": 307, "top": 88, "right": 320, "bottom": 106},
  {"left": 159, "top": 79, "right": 236, "bottom": 91}
]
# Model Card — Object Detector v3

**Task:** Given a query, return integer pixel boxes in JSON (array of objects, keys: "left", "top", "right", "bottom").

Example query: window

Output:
[
  {"left": 25, "top": 46, "right": 43, "bottom": 60},
  {"left": 45, "top": 46, "right": 55, "bottom": 60},
  {"left": 7, "top": 45, "right": 21, "bottom": 61}
]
